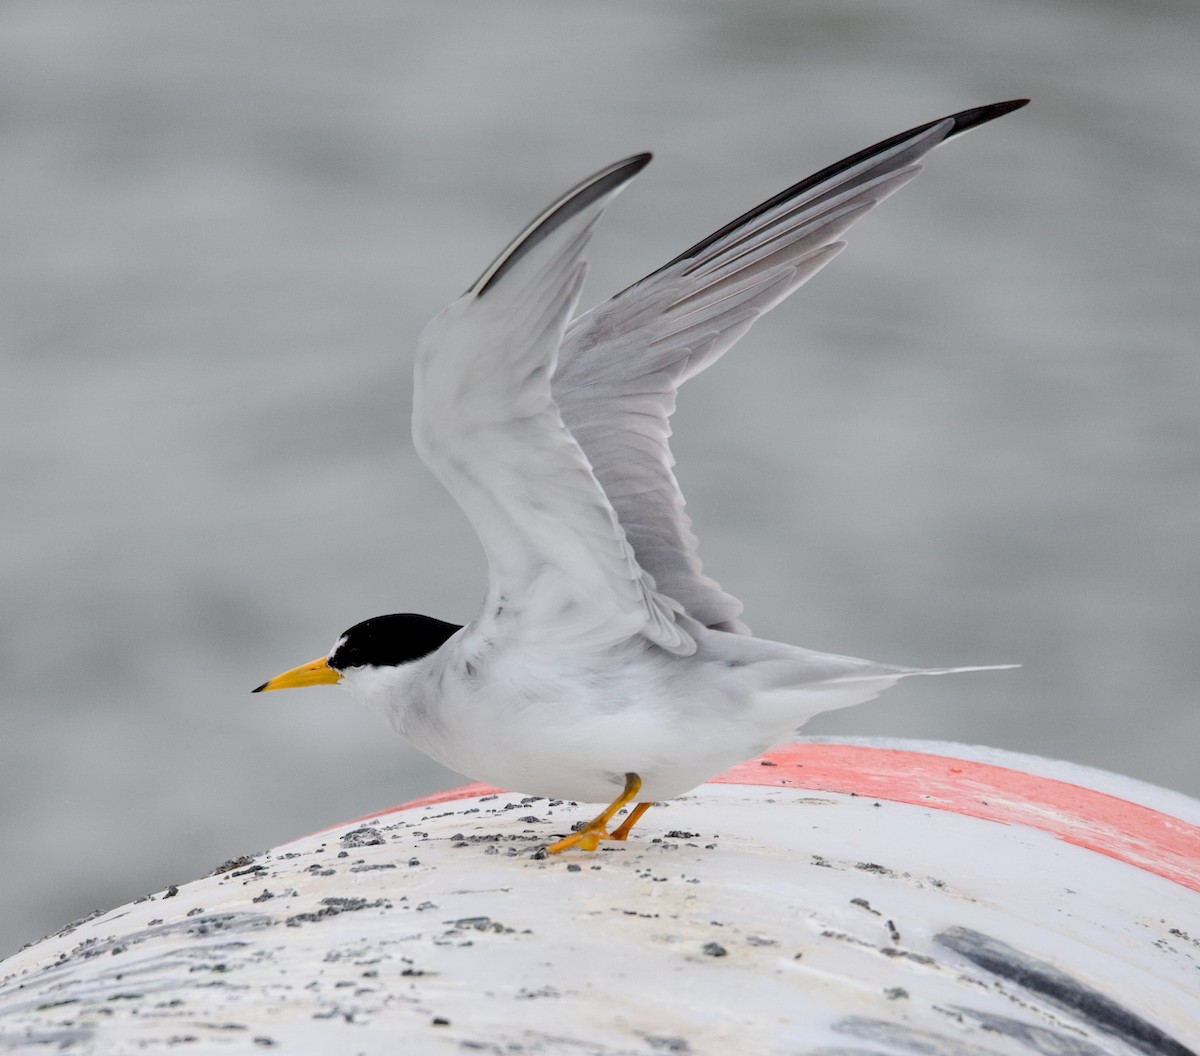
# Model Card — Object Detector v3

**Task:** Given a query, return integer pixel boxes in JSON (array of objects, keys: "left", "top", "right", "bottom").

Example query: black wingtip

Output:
[
  {"left": 944, "top": 98, "right": 1030, "bottom": 139},
  {"left": 251, "top": 681, "right": 268, "bottom": 694},
  {"left": 646, "top": 99, "right": 1029, "bottom": 280},
  {"left": 622, "top": 151, "right": 654, "bottom": 174},
  {"left": 471, "top": 152, "right": 654, "bottom": 298}
]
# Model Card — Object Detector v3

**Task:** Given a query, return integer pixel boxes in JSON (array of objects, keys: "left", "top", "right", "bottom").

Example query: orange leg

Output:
[
  {"left": 545, "top": 773, "right": 653, "bottom": 853},
  {"left": 609, "top": 801, "right": 654, "bottom": 841}
]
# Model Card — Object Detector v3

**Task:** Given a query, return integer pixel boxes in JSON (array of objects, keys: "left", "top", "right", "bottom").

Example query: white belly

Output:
[
  {"left": 353, "top": 631, "right": 906, "bottom": 805},
  {"left": 395, "top": 646, "right": 766, "bottom": 803}
]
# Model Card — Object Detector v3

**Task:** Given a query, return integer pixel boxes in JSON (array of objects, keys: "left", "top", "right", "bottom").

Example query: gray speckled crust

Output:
[{"left": 1, "top": 781, "right": 1196, "bottom": 1054}]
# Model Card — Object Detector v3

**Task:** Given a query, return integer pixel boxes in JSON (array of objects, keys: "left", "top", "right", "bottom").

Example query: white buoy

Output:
[{"left": 1, "top": 738, "right": 1197, "bottom": 1054}]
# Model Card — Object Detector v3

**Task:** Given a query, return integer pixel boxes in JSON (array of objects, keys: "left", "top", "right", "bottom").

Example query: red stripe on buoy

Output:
[
  {"left": 331, "top": 745, "right": 1200, "bottom": 892},
  {"left": 319, "top": 782, "right": 501, "bottom": 833},
  {"left": 383, "top": 781, "right": 501, "bottom": 812},
  {"left": 711, "top": 744, "right": 1200, "bottom": 894}
]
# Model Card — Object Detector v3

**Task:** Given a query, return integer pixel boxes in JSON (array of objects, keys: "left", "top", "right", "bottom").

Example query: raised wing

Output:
[
  {"left": 553, "top": 100, "right": 1029, "bottom": 634},
  {"left": 412, "top": 154, "right": 696, "bottom": 657}
]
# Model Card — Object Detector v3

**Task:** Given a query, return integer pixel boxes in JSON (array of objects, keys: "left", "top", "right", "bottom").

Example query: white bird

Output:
[{"left": 256, "top": 100, "right": 1026, "bottom": 853}]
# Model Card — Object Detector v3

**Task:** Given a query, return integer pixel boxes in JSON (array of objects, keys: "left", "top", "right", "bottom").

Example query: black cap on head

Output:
[{"left": 329, "top": 614, "right": 462, "bottom": 671}]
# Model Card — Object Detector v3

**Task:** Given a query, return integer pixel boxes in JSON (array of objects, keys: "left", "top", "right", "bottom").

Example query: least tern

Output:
[{"left": 256, "top": 100, "right": 1026, "bottom": 853}]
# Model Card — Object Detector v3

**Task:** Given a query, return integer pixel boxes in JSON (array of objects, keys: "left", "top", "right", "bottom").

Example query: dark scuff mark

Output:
[
  {"left": 936, "top": 927, "right": 1198, "bottom": 1056},
  {"left": 954, "top": 1007, "right": 1119, "bottom": 1056},
  {"left": 0, "top": 1027, "right": 95, "bottom": 1050},
  {"left": 827, "top": 1016, "right": 1005, "bottom": 1055}
]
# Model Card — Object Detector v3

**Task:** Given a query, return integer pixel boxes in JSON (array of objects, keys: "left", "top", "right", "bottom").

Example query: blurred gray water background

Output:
[{"left": 3, "top": 0, "right": 1198, "bottom": 957}]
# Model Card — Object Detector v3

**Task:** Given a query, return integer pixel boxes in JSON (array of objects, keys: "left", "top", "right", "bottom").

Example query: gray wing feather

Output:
[
  {"left": 553, "top": 100, "right": 1027, "bottom": 633},
  {"left": 414, "top": 151, "right": 698, "bottom": 657}
]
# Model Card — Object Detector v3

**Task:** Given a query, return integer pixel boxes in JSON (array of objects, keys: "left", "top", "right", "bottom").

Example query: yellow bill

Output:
[{"left": 253, "top": 656, "right": 340, "bottom": 693}]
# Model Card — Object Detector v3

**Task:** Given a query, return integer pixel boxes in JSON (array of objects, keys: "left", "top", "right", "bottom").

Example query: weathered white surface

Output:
[{"left": 1, "top": 742, "right": 1198, "bottom": 1055}]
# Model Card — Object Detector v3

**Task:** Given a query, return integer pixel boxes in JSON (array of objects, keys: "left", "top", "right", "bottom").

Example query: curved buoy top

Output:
[{"left": 2, "top": 739, "right": 1197, "bottom": 1055}]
